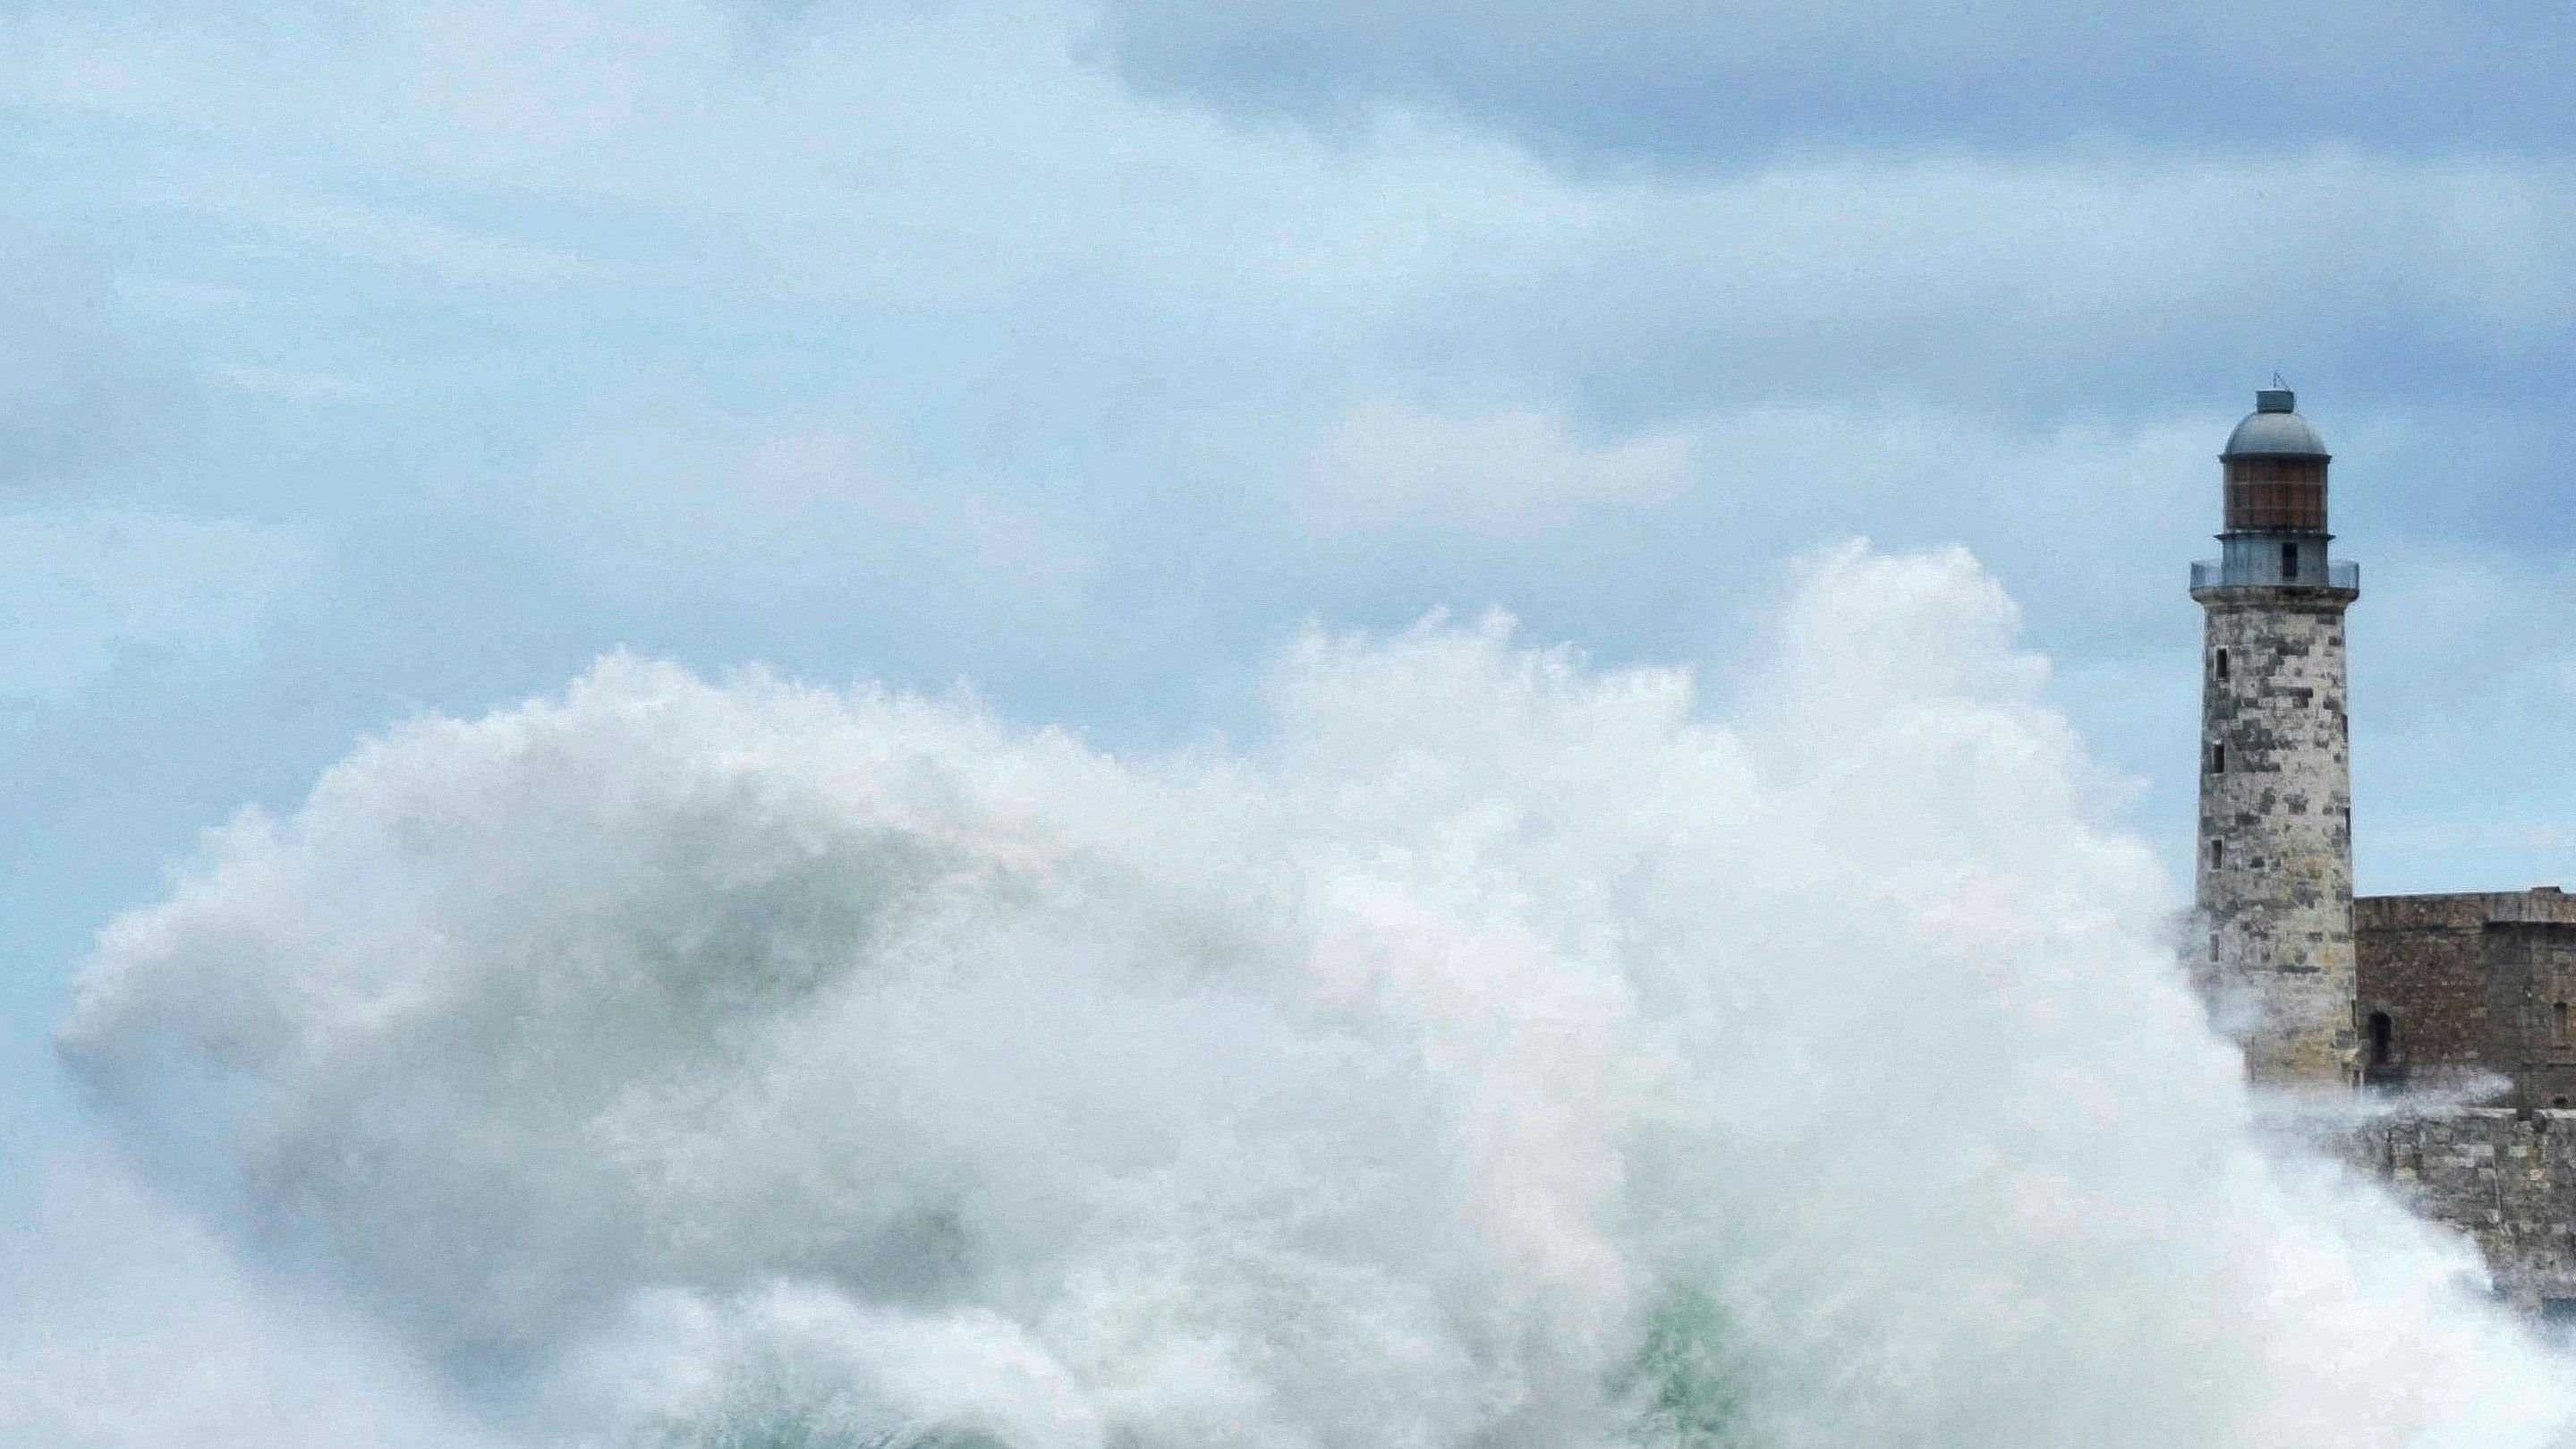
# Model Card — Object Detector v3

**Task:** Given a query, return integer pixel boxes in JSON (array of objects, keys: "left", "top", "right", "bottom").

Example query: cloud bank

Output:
[{"left": 1087, "top": 0, "right": 2576, "bottom": 160}]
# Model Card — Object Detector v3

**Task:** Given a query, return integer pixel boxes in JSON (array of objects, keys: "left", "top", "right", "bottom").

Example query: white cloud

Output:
[{"left": 1295, "top": 399, "right": 1692, "bottom": 536}]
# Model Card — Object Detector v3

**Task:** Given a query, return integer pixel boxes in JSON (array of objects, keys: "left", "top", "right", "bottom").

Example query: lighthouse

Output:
[{"left": 2191, "top": 387, "right": 2361, "bottom": 1089}]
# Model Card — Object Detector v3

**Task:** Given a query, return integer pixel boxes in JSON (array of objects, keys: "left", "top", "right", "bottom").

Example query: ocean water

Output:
[{"left": 13, "top": 541, "right": 2573, "bottom": 1447}]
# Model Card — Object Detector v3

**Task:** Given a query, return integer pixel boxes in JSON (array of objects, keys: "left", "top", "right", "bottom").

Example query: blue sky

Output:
[{"left": 8, "top": 0, "right": 2576, "bottom": 1157}]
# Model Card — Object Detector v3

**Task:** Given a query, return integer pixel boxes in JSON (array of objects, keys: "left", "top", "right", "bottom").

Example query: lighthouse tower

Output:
[{"left": 2191, "top": 387, "right": 2361, "bottom": 1089}]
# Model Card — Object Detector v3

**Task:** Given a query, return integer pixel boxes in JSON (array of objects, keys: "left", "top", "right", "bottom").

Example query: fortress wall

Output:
[
  {"left": 2356, "top": 1109, "right": 2576, "bottom": 1310},
  {"left": 2358, "top": 896, "right": 2503, "bottom": 1083},
  {"left": 2358, "top": 891, "right": 2576, "bottom": 1107}
]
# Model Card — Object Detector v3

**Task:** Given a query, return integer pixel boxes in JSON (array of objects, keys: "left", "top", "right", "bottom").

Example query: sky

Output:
[{"left": 8, "top": 0, "right": 2576, "bottom": 1155}]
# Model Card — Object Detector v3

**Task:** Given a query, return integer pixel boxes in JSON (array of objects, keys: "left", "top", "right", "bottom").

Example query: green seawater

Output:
[
  {"left": 1617, "top": 1286, "right": 1756, "bottom": 1449},
  {"left": 662, "top": 1288, "right": 1752, "bottom": 1449},
  {"left": 664, "top": 1411, "right": 1011, "bottom": 1449}
]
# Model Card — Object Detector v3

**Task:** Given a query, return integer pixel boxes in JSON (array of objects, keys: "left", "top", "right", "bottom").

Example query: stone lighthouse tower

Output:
[{"left": 2191, "top": 387, "right": 2361, "bottom": 1089}]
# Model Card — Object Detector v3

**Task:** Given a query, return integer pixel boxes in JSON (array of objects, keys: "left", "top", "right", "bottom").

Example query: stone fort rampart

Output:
[
  {"left": 2345, "top": 1109, "right": 2576, "bottom": 1313},
  {"left": 2356, "top": 889, "right": 2576, "bottom": 1109}
]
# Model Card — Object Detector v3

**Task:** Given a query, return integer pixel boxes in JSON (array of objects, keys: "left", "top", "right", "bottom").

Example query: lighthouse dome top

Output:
[{"left": 2223, "top": 387, "right": 2329, "bottom": 458}]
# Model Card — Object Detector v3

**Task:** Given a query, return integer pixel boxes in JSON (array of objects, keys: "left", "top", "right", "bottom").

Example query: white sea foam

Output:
[{"left": 33, "top": 541, "right": 2576, "bottom": 1447}]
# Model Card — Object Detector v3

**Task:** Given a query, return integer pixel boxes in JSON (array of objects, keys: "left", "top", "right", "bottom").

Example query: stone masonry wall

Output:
[
  {"left": 2493, "top": 919, "right": 2576, "bottom": 1109},
  {"left": 2358, "top": 891, "right": 2576, "bottom": 1108},
  {"left": 2353, "top": 1109, "right": 2576, "bottom": 1310},
  {"left": 2356, "top": 895, "right": 2500, "bottom": 1087},
  {"left": 2193, "top": 586, "right": 2358, "bottom": 1085}
]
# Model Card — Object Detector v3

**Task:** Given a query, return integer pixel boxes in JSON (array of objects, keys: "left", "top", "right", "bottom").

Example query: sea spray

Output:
[{"left": 28, "top": 541, "right": 2576, "bottom": 1447}]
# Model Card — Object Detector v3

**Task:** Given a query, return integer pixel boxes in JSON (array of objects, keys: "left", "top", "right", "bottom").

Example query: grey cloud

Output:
[
  {"left": 1374, "top": 150, "right": 2576, "bottom": 430},
  {"left": 0, "top": 239, "right": 166, "bottom": 490},
  {"left": 1084, "top": 0, "right": 2576, "bottom": 162}
]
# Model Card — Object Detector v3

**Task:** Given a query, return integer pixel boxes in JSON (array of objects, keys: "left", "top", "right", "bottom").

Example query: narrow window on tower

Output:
[
  {"left": 2214, "top": 648, "right": 2229, "bottom": 681},
  {"left": 2208, "top": 839, "right": 2224, "bottom": 869},
  {"left": 2281, "top": 541, "right": 2299, "bottom": 579},
  {"left": 2554, "top": 1002, "right": 2570, "bottom": 1049},
  {"left": 2209, "top": 742, "right": 2225, "bottom": 773}
]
